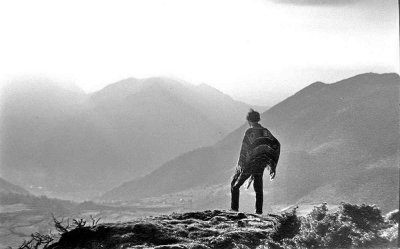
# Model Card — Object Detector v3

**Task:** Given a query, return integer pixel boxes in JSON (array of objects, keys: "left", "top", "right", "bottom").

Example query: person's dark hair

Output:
[{"left": 246, "top": 109, "right": 260, "bottom": 122}]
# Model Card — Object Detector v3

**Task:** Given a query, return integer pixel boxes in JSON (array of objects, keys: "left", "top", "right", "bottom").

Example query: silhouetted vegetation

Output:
[
  {"left": 11, "top": 215, "right": 101, "bottom": 249},
  {"left": 16, "top": 232, "right": 55, "bottom": 249},
  {"left": 271, "top": 208, "right": 301, "bottom": 242}
]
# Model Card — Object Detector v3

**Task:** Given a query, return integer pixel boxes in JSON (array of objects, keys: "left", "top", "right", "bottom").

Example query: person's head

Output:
[{"left": 246, "top": 109, "right": 260, "bottom": 126}]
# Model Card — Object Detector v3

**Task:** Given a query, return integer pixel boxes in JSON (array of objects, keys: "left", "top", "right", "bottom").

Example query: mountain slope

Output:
[
  {"left": 1, "top": 79, "right": 88, "bottom": 191},
  {"left": 297, "top": 167, "right": 399, "bottom": 213},
  {"left": 0, "top": 177, "right": 30, "bottom": 195},
  {"left": 102, "top": 73, "right": 399, "bottom": 211}
]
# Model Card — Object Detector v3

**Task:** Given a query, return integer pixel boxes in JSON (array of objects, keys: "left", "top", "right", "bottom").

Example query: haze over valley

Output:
[{"left": 1, "top": 77, "right": 266, "bottom": 199}]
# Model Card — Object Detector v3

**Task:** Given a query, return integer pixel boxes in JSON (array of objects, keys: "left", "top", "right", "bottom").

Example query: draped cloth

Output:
[{"left": 237, "top": 123, "right": 280, "bottom": 176}]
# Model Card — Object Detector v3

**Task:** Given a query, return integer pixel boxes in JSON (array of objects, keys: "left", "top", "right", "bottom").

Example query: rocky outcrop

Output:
[
  {"left": 13, "top": 203, "right": 399, "bottom": 248},
  {"left": 48, "top": 210, "right": 279, "bottom": 249}
]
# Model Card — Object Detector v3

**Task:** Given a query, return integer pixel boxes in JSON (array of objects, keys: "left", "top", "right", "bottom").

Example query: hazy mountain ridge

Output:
[
  {"left": 0, "top": 177, "right": 30, "bottom": 195},
  {"left": 1, "top": 77, "right": 261, "bottom": 198},
  {"left": 1, "top": 79, "right": 89, "bottom": 189},
  {"left": 102, "top": 73, "right": 400, "bottom": 212},
  {"left": 92, "top": 77, "right": 267, "bottom": 131}
]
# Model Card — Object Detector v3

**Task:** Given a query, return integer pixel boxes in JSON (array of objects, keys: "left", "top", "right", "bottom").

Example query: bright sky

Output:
[{"left": 0, "top": 0, "right": 398, "bottom": 105}]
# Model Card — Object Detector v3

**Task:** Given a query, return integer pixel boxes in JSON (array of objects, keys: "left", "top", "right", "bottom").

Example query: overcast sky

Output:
[{"left": 0, "top": 0, "right": 398, "bottom": 105}]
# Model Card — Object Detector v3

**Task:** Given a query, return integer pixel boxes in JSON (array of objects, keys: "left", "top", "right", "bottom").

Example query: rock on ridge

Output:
[{"left": 48, "top": 210, "right": 279, "bottom": 249}]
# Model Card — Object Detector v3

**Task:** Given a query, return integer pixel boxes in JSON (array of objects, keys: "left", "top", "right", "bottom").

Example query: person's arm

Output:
[
  {"left": 238, "top": 129, "right": 251, "bottom": 168},
  {"left": 270, "top": 168, "right": 276, "bottom": 180},
  {"left": 268, "top": 131, "right": 280, "bottom": 180}
]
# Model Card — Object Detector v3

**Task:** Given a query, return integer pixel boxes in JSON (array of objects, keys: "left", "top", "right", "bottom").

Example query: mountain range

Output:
[
  {"left": 101, "top": 73, "right": 399, "bottom": 212},
  {"left": 1, "top": 77, "right": 264, "bottom": 199}
]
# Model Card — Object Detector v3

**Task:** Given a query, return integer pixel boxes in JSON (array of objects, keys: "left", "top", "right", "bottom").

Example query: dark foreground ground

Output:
[
  {"left": 47, "top": 210, "right": 278, "bottom": 249},
  {"left": 16, "top": 204, "right": 399, "bottom": 249}
]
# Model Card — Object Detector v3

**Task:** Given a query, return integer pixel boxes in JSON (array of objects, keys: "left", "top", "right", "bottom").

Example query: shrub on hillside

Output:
[
  {"left": 339, "top": 203, "right": 384, "bottom": 232},
  {"left": 271, "top": 202, "right": 398, "bottom": 249},
  {"left": 270, "top": 207, "right": 301, "bottom": 242},
  {"left": 385, "top": 209, "right": 399, "bottom": 224}
]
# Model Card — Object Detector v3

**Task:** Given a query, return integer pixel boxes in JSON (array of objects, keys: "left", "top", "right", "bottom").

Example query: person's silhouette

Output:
[{"left": 230, "top": 109, "right": 280, "bottom": 214}]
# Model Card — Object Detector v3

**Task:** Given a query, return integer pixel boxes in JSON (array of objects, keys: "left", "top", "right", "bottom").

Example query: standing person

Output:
[{"left": 230, "top": 109, "right": 280, "bottom": 214}]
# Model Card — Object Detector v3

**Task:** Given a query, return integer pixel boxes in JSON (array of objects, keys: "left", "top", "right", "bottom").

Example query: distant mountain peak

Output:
[
  {"left": 311, "top": 81, "right": 326, "bottom": 85},
  {"left": 92, "top": 77, "right": 193, "bottom": 101},
  {"left": 196, "top": 83, "right": 230, "bottom": 97},
  {"left": 287, "top": 80, "right": 327, "bottom": 99},
  {"left": 308, "top": 81, "right": 327, "bottom": 89},
  {"left": 95, "top": 77, "right": 141, "bottom": 92},
  {"left": 336, "top": 72, "right": 400, "bottom": 85},
  {"left": 197, "top": 82, "right": 219, "bottom": 90}
]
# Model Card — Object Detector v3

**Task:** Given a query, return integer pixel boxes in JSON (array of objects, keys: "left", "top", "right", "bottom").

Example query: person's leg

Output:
[
  {"left": 230, "top": 169, "right": 240, "bottom": 211},
  {"left": 231, "top": 171, "right": 251, "bottom": 211},
  {"left": 253, "top": 173, "right": 264, "bottom": 214}
]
